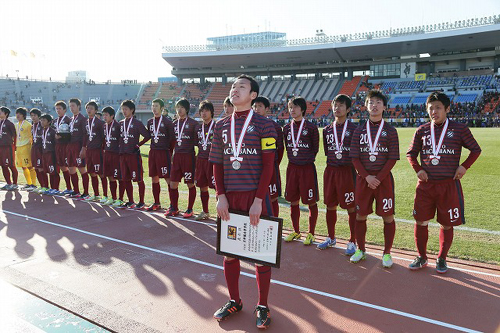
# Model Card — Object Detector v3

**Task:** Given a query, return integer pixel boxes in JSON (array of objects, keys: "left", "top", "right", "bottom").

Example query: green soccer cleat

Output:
[
  {"left": 284, "top": 232, "right": 301, "bottom": 242},
  {"left": 303, "top": 233, "right": 315, "bottom": 246},
  {"left": 382, "top": 254, "right": 393, "bottom": 268},
  {"left": 350, "top": 249, "right": 366, "bottom": 263}
]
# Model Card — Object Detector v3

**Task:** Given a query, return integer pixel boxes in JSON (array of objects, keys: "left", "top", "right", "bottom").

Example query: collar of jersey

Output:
[{"left": 234, "top": 110, "right": 250, "bottom": 118}]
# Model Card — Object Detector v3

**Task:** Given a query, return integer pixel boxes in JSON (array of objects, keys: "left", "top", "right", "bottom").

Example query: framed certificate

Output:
[{"left": 216, "top": 210, "right": 283, "bottom": 268}]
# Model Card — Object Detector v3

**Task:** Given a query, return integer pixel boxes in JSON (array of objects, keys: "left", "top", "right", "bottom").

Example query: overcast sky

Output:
[{"left": 1, "top": 0, "right": 498, "bottom": 82}]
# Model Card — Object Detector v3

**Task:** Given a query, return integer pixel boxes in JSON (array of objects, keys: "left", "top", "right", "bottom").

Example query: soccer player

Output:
[
  {"left": 101, "top": 107, "right": 125, "bottom": 206},
  {"left": 40, "top": 114, "right": 60, "bottom": 194},
  {"left": 30, "top": 108, "right": 48, "bottom": 193},
  {"left": 165, "top": 98, "right": 199, "bottom": 217},
  {"left": 223, "top": 96, "right": 234, "bottom": 117},
  {"left": 210, "top": 74, "right": 277, "bottom": 329},
  {"left": 54, "top": 101, "right": 72, "bottom": 194},
  {"left": 119, "top": 100, "right": 150, "bottom": 209},
  {"left": 349, "top": 90, "right": 399, "bottom": 268},
  {"left": 147, "top": 98, "right": 175, "bottom": 211},
  {"left": 66, "top": 98, "right": 90, "bottom": 199},
  {"left": 318, "top": 95, "right": 358, "bottom": 255},
  {"left": 82, "top": 101, "right": 107, "bottom": 202},
  {"left": 282, "top": 97, "right": 320, "bottom": 245},
  {"left": 15, "top": 107, "right": 37, "bottom": 190},
  {"left": 406, "top": 92, "right": 481, "bottom": 273},
  {"left": 194, "top": 100, "right": 216, "bottom": 220},
  {"left": 252, "top": 96, "right": 284, "bottom": 217},
  {"left": 0, "top": 107, "right": 18, "bottom": 190}
]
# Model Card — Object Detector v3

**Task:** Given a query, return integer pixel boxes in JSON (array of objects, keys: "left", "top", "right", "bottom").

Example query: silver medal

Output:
[
  {"left": 124, "top": 138, "right": 128, "bottom": 144},
  {"left": 292, "top": 150, "right": 298, "bottom": 157},
  {"left": 177, "top": 141, "right": 181, "bottom": 146},
  {"left": 202, "top": 145, "right": 207, "bottom": 151},
  {"left": 232, "top": 160, "right": 241, "bottom": 170},
  {"left": 336, "top": 153, "right": 342, "bottom": 159},
  {"left": 106, "top": 142, "right": 111, "bottom": 147},
  {"left": 369, "top": 155, "right": 377, "bottom": 162},
  {"left": 431, "top": 158, "right": 439, "bottom": 166},
  {"left": 43, "top": 144, "right": 46, "bottom": 150},
  {"left": 154, "top": 137, "right": 159, "bottom": 143},
  {"left": 89, "top": 136, "right": 93, "bottom": 141}
]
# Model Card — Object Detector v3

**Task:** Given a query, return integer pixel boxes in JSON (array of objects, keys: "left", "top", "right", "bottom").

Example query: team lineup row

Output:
[{"left": 0, "top": 75, "right": 481, "bottom": 329}]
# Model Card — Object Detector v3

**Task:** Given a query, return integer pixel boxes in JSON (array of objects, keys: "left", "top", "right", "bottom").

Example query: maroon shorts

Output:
[
  {"left": 148, "top": 149, "right": 171, "bottom": 178},
  {"left": 226, "top": 190, "right": 274, "bottom": 217},
  {"left": 285, "top": 163, "right": 319, "bottom": 204},
  {"left": 413, "top": 179, "right": 465, "bottom": 226},
  {"left": 42, "top": 151, "right": 59, "bottom": 175},
  {"left": 66, "top": 142, "right": 85, "bottom": 167},
  {"left": 170, "top": 152, "right": 195, "bottom": 184},
  {"left": 103, "top": 151, "right": 121, "bottom": 179},
  {"left": 31, "top": 146, "right": 43, "bottom": 169},
  {"left": 355, "top": 172, "right": 395, "bottom": 217},
  {"left": 55, "top": 143, "right": 67, "bottom": 167},
  {"left": 120, "top": 153, "right": 143, "bottom": 182},
  {"left": 86, "top": 148, "right": 103, "bottom": 175},
  {"left": 195, "top": 157, "right": 214, "bottom": 188},
  {"left": 0, "top": 145, "right": 15, "bottom": 167},
  {"left": 269, "top": 162, "right": 282, "bottom": 200},
  {"left": 324, "top": 165, "right": 356, "bottom": 209}
]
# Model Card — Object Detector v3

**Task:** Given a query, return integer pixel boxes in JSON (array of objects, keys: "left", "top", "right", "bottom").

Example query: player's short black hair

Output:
[
  {"left": 16, "top": 107, "right": 28, "bottom": 119},
  {"left": 102, "top": 106, "right": 115, "bottom": 117},
  {"left": 289, "top": 96, "right": 307, "bottom": 116},
  {"left": 152, "top": 98, "right": 164, "bottom": 108},
  {"left": 55, "top": 101, "right": 67, "bottom": 110},
  {"left": 198, "top": 100, "right": 214, "bottom": 118},
  {"left": 69, "top": 98, "right": 81, "bottom": 108},
  {"left": 121, "top": 100, "right": 136, "bottom": 114},
  {"left": 224, "top": 96, "right": 233, "bottom": 106},
  {"left": 96, "top": 112, "right": 102, "bottom": 117},
  {"left": 365, "top": 90, "right": 388, "bottom": 107},
  {"left": 0, "top": 106, "right": 11, "bottom": 117},
  {"left": 85, "top": 101, "right": 98, "bottom": 111},
  {"left": 176, "top": 98, "right": 190, "bottom": 112},
  {"left": 426, "top": 91, "right": 451, "bottom": 110},
  {"left": 30, "top": 108, "right": 42, "bottom": 117},
  {"left": 40, "top": 113, "right": 53, "bottom": 122},
  {"left": 253, "top": 96, "right": 270, "bottom": 109},
  {"left": 236, "top": 74, "right": 259, "bottom": 98},
  {"left": 332, "top": 94, "right": 352, "bottom": 110}
]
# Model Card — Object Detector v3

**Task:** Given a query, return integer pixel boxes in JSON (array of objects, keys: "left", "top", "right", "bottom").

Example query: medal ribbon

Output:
[
  {"left": 333, "top": 120, "right": 348, "bottom": 153},
  {"left": 70, "top": 114, "right": 79, "bottom": 132},
  {"left": 123, "top": 118, "right": 133, "bottom": 141},
  {"left": 17, "top": 120, "right": 25, "bottom": 140},
  {"left": 32, "top": 122, "right": 39, "bottom": 143},
  {"left": 0, "top": 120, "right": 5, "bottom": 137},
  {"left": 42, "top": 128, "right": 49, "bottom": 148},
  {"left": 430, "top": 119, "right": 449, "bottom": 161},
  {"left": 230, "top": 110, "right": 254, "bottom": 162},
  {"left": 176, "top": 118, "right": 187, "bottom": 144},
  {"left": 201, "top": 120, "right": 214, "bottom": 148},
  {"left": 152, "top": 116, "right": 162, "bottom": 142},
  {"left": 56, "top": 115, "right": 67, "bottom": 133},
  {"left": 87, "top": 117, "right": 95, "bottom": 140},
  {"left": 290, "top": 118, "right": 305, "bottom": 151},
  {"left": 366, "top": 119, "right": 385, "bottom": 156},
  {"left": 105, "top": 120, "right": 115, "bottom": 145}
]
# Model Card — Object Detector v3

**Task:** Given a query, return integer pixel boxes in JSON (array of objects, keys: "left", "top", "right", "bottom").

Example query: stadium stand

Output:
[{"left": 338, "top": 76, "right": 363, "bottom": 97}]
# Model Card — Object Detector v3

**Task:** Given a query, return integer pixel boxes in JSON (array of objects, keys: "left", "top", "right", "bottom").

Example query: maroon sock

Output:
[
  {"left": 40, "top": 172, "right": 48, "bottom": 188},
  {"left": 326, "top": 209, "right": 337, "bottom": 239},
  {"left": 187, "top": 186, "right": 196, "bottom": 210},
  {"left": 62, "top": 170, "right": 72, "bottom": 190},
  {"left": 308, "top": 204, "right": 318, "bottom": 234},
  {"left": 272, "top": 200, "right": 279, "bottom": 217},
  {"left": 70, "top": 173, "right": 80, "bottom": 193},
  {"left": 101, "top": 177, "right": 108, "bottom": 197},
  {"left": 200, "top": 190, "right": 209, "bottom": 213},
  {"left": 348, "top": 212, "right": 357, "bottom": 243},
  {"left": 291, "top": 204, "right": 300, "bottom": 233},
  {"left": 109, "top": 180, "right": 117, "bottom": 200},
  {"left": 223, "top": 259, "right": 240, "bottom": 303},
  {"left": 91, "top": 176, "right": 99, "bottom": 196},
  {"left": 152, "top": 182, "right": 160, "bottom": 204},
  {"left": 256, "top": 265, "right": 271, "bottom": 307},
  {"left": 138, "top": 181, "right": 145, "bottom": 203},
  {"left": 50, "top": 174, "right": 60, "bottom": 190},
  {"left": 383, "top": 221, "right": 396, "bottom": 254},
  {"left": 125, "top": 181, "right": 133, "bottom": 202},
  {"left": 438, "top": 227, "right": 454, "bottom": 259},
  {"left": 9, "top": 165, "right": 18, "bottom": 184},
  {"left": 2, "top": 166, "right": 11, "bottom": 184},
  {"left": 81, "top": 172, "right": 89, "bottom": 195},
  {"left": 415, "top": 225, "right": 429, "bottom": 259},
  {"left": 170, "top": 188, "right": 179, "bottom": 210},
  {"left": 118, "top": 180, "right": 125, "bottom": 201},
  {"left": 35, "top": 170, "right": 44, "bottom": 187},
  {"left": 356, "top": 219, "right": 367, "bottom": 252}
]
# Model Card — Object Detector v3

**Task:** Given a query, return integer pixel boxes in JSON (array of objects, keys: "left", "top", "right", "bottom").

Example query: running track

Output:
[{"left": 0, "top": 190, "right": 498, "bottom": 332}]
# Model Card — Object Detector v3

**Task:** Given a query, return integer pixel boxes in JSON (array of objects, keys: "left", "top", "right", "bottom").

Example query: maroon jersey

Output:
[
  {"left": 323, "top": 120, "right": 358, "bottom": 167},
  {"left": 85, "top": 117, "right": 105, "bottom": 149},
  {"left": 197, "top": 120, "right": 215, "bottom": 159},
  {"left": 147, "top": 116, "right": 175, "bottom": 150},
  {"left": 0, "top": 119, "right": 16, "bottom": 146},
  {"left": 119, "top": 117, "right": 151, "bottom": 154},
  {"left": 31, "top": 122, "right": 43, "bottom": 148},
  {"left": 42, "top": 127, "right": 57, "bottom": 152},
  {"left": 283, "top": 119, "right": 319, "bottom": 165},
  {"left": 406, "top": 120, "right": 481, "bottom": 180},
  {"left": 272, "top": 120, "right": 284, "bottom": 162},
  {"left": 103, "top": 120, "right": 121, "bottom": 153},
  {"left": 69, "top": 113, "right": 88, "bottom": 144},
  {"left": 173, "top": 117, "right": 199, "bottom": 154},
  {"left": 54, "top": 115, "right": 71, "bottom": 144},
  {"left": 350, "top": 120, "right": 400, "bottom": 171},
  {"left": 209, "top": 111, "right": 277, "bottom": 192}
]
